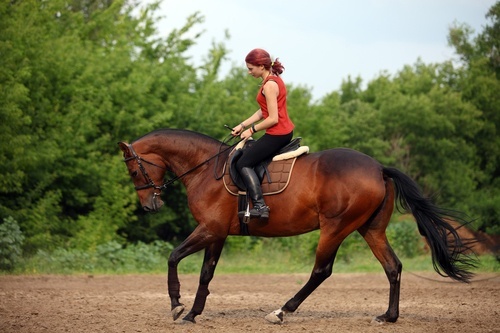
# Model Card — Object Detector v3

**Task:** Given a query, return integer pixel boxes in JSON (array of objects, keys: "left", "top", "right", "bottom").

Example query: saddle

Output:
[
  {"left": 223, "top": 137, "right": 309, "bottom": 196},
  {"left": 223, "top": 138, "right": 309, "bottom": 235}
]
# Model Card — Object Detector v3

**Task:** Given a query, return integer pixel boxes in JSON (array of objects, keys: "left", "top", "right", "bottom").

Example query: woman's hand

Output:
[
  {"left": 240, "top": 129, "right": 253, "bottom": 140},
  {"left": 231, "top": 123, "right": 245, "bottom": 136}
]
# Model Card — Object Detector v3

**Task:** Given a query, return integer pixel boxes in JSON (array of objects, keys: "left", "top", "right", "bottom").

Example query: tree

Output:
[
  {"left": 0, "top": 0, "right": 206, "bottom": 251},
  {"left": 448, "top": 2, "right": 500, "bottom": 233},
  {"left": 1, "top": 0, "right": 498, "bottom": 258}
]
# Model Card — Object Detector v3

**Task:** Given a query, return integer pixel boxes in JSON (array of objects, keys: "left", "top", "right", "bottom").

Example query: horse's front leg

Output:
[
  {"left": 167, "top": 225, "right": 220, "bottom": 321},
  {"left": 168, "top": 264, "right": 183, "bottom": 320},
  {"left": 181, "top": 238, "right": 226, "bottom": 323}
]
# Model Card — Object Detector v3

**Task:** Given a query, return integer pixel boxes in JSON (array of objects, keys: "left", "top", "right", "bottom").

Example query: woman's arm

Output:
[
  {"left": 243, "top": 109, "right": 264, "bottom": 127},
  {"left": 255, "top": 81, "right": 279, "bottom": 131},
  {"left": 232, "top": 109, "right": 263, "bottom": 136},
  {"left": 234, "top": 80, "right": 280, "bottom": 139}
]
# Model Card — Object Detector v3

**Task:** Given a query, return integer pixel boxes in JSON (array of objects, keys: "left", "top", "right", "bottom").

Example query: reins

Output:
[
  {"left": 213, "top": 134, "right": 241, "bottom": 180},
  {"left": 124, "top": 134, "right": 243, "bottom": 193},
  {"left": 162, "top": 134, "right": 242, "bottom": 189}
]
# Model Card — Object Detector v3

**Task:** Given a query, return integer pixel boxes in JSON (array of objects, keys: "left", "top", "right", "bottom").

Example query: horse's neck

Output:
[{"left": 154, "top": 132, "right": 220, "bottom": 181}]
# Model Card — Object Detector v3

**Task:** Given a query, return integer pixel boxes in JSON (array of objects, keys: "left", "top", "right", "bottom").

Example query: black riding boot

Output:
[{"left": 239, "top": 167, "right": 270, "bottom": 222}]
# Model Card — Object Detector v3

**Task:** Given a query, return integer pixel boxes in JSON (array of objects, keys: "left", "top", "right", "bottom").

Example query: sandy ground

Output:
[{"left": 0, "top": 272, "right": 498, "bottom": 333}]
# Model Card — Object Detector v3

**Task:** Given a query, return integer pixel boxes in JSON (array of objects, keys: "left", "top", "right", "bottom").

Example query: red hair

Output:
[{"left": 245, "top": 48, "right": 284, "bottom": 75}]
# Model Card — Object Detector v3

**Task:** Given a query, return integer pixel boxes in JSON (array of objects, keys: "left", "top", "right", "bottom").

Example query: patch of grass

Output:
[
  {"left": 9, "top": 237, "right": 499, "bottom": 276},
  {"left": 204, "top": 248, "right": 498, "bottom": 276},
  {"left": 472, "top": 254, "right": 500, "bottom": 272}
]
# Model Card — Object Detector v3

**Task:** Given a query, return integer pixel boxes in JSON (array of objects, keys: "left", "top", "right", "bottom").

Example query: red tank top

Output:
[{"left": 257, "top": 76, "right": 294, "bottom": 135}]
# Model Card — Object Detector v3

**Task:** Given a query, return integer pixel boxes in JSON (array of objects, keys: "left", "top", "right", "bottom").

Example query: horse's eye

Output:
[{"left": 131, "top": 171, "right": 138, "bottom": 177}]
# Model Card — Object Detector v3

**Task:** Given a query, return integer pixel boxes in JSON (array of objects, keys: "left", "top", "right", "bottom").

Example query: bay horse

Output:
[{"left": 119, "top": 128, "right": 474, "bottom": 325}]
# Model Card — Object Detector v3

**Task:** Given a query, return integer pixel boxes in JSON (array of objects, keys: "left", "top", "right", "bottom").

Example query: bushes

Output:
[
  {"left": 224, "top": 217, "right": 424, "bottom": 268},
  {"left": 22, "top": 240, "right": 173, "bottom": 274},
  {"left": 12, "top": 217, "right": 427, "bottom": 274},
  {"left": 0, "top": 217, "right": 25, "bottom": 271},
  {"left": 386, "top": 217, "right": 426, "bottom": 258}
]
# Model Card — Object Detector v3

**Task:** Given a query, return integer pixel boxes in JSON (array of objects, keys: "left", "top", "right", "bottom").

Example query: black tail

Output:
[{"left": 383, "top": 167, "right": 476, "bottom": 283}]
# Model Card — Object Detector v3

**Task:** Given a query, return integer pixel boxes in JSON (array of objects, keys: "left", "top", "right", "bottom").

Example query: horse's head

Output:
[{"left": 118, "top": 141, "right": 166, "bottom": 212}]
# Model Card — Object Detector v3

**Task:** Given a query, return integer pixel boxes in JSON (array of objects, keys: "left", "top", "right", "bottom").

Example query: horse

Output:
[{"left": 118, "top": 128, "right": 475, "bottom": 325}]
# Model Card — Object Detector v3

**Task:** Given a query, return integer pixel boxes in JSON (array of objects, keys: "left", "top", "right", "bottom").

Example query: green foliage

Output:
[
  {"left": 468, "top": 186, "right": 500, "bottom": 234},
  {"left": 336, "top": 232, "right": 371, "bottom": 263},
  {"left": 0, "top": 0, "right": 498, "bottom": 265},
  {"left": 224, "top": 236, "right": 263, "bottom": 253},
  {"left": 0, "top": 0, "right": 201, "bottom": 251},
  {"left": 446, "top": 4, "right": 500, "bottom": 232},
  {"left": 22, "top": 240, "right": 173, "bottom": 274},
  {"left": 71, "top": 156, "right": 138, "bottom": 250},
  {"left": 223, "top": 232, "right": 320, "bottom": 268},
  {"left": 16, "top": 236, "right": 499, "bottom": 275},
  {"left": 372, "top": 61, "right": 482, "bottom": 205},
  {"left": 0, "top": 217, "right": 25, "bottom": 271},
  {"left": 386, "top": 218, "right": 426, "bottom": 258}
]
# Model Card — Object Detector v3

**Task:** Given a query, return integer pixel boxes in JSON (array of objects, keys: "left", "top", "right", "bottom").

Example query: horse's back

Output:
[
  {"left": 290, "top": 148, "right": 386, "bottom": 216},
  {"left": 302, "top": 147, "right": 383, "bottom": 179}
]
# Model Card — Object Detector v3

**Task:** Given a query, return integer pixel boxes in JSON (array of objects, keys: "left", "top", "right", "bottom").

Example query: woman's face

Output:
[{"left": 246, "top": 63, "right": 265, "bottom": 78}]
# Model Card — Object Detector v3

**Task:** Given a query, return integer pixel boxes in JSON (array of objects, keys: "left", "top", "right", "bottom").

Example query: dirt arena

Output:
[{"left": 0, "top": 272, "right": 498, "bottom": 333}]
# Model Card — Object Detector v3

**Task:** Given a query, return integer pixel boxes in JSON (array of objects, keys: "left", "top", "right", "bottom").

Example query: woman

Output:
[{"left": 231, "top": 48, "right": 294, "bottom": 222}]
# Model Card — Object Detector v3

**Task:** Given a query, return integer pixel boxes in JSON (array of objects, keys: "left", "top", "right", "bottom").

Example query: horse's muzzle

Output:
[{"left": 142, "top": 196, "right": 164, "bottom": 212}]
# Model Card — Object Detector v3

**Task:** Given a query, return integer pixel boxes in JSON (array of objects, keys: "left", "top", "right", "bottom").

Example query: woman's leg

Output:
[
  {"left": 236, "top": 133, "right": 293, "bottom": 169},
  {"left": 236, "top": 133, "right": 293, "bottom": 221}
]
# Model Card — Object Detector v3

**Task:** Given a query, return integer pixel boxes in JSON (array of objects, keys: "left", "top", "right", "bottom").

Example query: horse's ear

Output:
[{"left": 118, "top": 142, "right": 131, "bottom": 156}]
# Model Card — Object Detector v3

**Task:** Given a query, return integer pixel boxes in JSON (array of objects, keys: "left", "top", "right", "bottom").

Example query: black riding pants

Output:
[{"left": 236, "top": 132, "right": 293, "bottom": 173}]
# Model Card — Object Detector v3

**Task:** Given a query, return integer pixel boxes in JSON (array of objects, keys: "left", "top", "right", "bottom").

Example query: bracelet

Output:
[
  {"left": 251, "top": 124, "right": 257, "bottom": 133},
  {"left": 240, "top": 123, "right": 245, "bottom": 129}
]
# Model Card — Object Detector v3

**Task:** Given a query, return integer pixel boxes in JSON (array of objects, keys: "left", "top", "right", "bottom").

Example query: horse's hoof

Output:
[
  {"left": 265, "top": 309, "right": 284, "bottom": 324},
  {"left": 371, "top": 314, "right": 397, "bottom": 325},
  {"left": 172, "top": 305, "right": 185, "bottom": 321},
  {"left": 371, "top": 317, "right": 385, "bottom": 325}
]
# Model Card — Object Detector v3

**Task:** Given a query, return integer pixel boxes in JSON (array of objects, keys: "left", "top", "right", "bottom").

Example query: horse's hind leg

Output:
[
  {"left": 265, "top": 228, "right": 345, "bottom": 324},
  {"left": 358, "top": 180, "right": 402, "bottom": 324},
  {"left": 361, "top": 230, "right": 402, "bottom": 323}
]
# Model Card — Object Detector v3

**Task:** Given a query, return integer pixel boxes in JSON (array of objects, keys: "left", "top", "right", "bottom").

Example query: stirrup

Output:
[{"left": 238, "top": 203, "right": 251, "bottom": 224}]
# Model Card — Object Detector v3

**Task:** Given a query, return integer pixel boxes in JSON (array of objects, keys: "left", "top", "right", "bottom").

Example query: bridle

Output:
[
  {"left": 122, "top": 135, "right": 243, "bottom": 196},
  {"left": 123, "top": 144, "right": 168, "bottom": 206}
]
